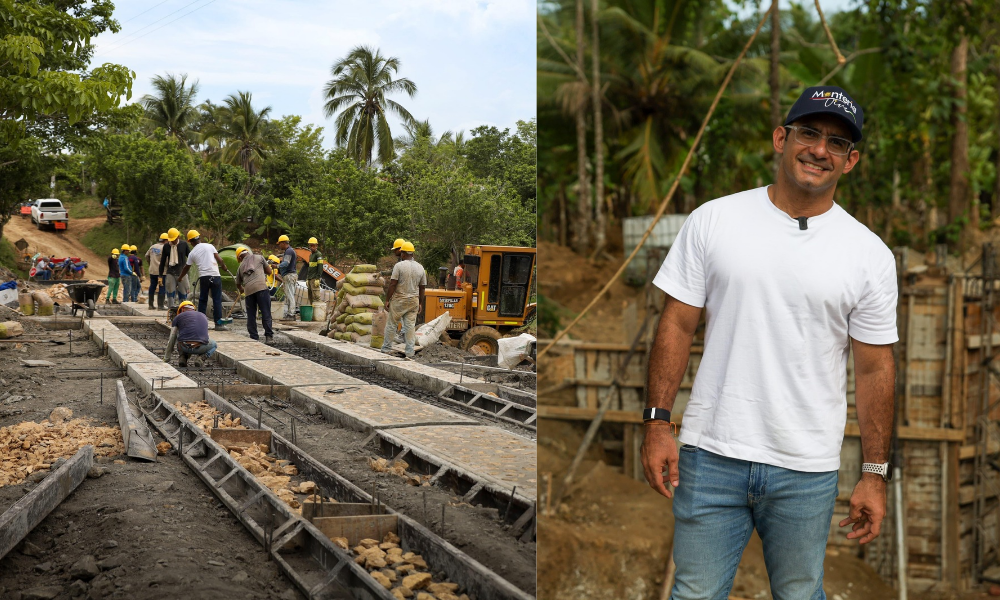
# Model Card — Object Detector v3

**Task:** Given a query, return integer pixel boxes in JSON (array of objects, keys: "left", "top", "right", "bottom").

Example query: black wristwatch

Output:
[{"left": 642, "top": 407, "right": 671, "bottom": 424}]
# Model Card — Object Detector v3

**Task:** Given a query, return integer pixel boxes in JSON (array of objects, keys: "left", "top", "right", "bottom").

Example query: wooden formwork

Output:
[{"left": 538, "top": 258, "right": 1000, "bottom": 591}]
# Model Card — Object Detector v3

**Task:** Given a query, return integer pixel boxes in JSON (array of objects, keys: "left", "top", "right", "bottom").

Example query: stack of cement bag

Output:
[{"left": 327, "top": 265, "right": 385, "bottom": 345}]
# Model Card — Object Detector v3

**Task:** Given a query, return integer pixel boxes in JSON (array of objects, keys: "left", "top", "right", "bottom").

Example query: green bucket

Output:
[{"left": 299, "top": 305, "right": 314, "bottom": 322}]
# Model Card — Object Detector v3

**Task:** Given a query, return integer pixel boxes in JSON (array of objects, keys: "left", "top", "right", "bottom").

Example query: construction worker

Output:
[
  {"left": 160, "top": 227, "right": 190, "bottom": 309},
  {"left": 105, "top": 249, "right": 120, "bottom": 303},
  {"left": 118, "top": 244, "right": 134, "bottom": 303},
  {"left": 128, "top": 245, "right": 142, "bottom": 302},
  {"left": 179, "top": 230, "right": 234, "bottom": 331},
  {"left": 643, "top": 86, "right": 896, "bottom": 599},
  {"left": 163, "top": 301, "right": 217, "bottom": 368},
  {"left": 235, "top": 247, "right": 274, "bottom": 343},
  {"left": 146, "top": 233, "right": 168, "bottom": 310},
  {"left": 276, "top": 234, "right": 298, "bottom": 320},
  {"left": 266, "top": 254, "right": 282, "bottom": 297},
  {"left": 381, "top": 241, "right": 426, "bottom": 359},
  {"left": 306, "top": 236, "right": 324, "bottom": 307},
  {"left": 388, "top": 238, "right": 405, "bottom": 262}
]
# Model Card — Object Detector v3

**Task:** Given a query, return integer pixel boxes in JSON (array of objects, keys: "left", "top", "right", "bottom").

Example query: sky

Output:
[{"left": 92, "top": 0, "right": 537, "bottom": 149}]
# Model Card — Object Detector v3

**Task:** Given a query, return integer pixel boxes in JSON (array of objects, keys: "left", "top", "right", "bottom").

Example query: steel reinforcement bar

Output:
[{"left": 148, "top": 387, "right": 533, "bottom": 600}]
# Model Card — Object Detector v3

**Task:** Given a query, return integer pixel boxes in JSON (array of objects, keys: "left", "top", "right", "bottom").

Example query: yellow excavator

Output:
[{"left": 422, "top": 245, "right": 536, "bottom": 354}]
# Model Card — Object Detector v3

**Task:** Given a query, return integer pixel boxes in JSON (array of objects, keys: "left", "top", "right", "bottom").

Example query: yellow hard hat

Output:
[
  {"left": 267, "top": 254, "right": 279, "bottom": 263},
  {"left": 167, "top": 227, "right": 180, "bottom": 241},
  {"left": 236, "top": 247, "right": 250, "bottom": 258},
  {"left": 308, "top": 237, "right": 318, "bottom": 245},
  {"left": 159, "top": 233, "right": 169, "bottom": 241},
  {"left": 121, "top": 243, "right": 130, "bottom": 251},
  {"left": 186, "top": 229, "right": 200, "bottom": 241},
  {"left": 400, "top": 241, "right": 415, "bottom": 253},
  {"left": 111, "top": 248, "right": 120, "bottom": 255},
  {"left": 390, "top": 238, "right": 405, "bottom": 251},
  {"left": 177, "top": 300, "right": 194, "bottom": 312},
  {"left": 130, "top": 245, "right": 137, "bottom": 252},
  {"left": 277, "top": 234, "right": 290, "bottom": 243}
]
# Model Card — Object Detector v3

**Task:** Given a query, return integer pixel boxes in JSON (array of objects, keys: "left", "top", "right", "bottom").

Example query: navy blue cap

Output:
[{"left": 784, "top": 86, "right": 864, "bottom": 142}]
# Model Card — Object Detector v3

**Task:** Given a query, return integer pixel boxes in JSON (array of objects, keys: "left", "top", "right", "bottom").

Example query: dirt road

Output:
[{"left": 6, "top": 216, "right": 109, "bottom": 278}]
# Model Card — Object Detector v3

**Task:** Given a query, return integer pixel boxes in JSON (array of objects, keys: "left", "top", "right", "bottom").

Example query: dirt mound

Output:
[{"left": 538, "top": 240, "right": 644, "bottom": 344}]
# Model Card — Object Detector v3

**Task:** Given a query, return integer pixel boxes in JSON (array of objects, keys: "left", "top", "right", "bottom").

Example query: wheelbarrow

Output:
[{"left": 65, "top": 283, "right": 105, "bottom": 318}]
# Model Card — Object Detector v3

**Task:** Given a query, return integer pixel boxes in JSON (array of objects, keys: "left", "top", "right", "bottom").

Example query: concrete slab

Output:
[
  {"left": 127, "top": 361, "right": 198, "bottom": 394},
  {"left": 213, "top": 342, "right": 303, "bottom": 368},
  {"left": 375, "top": 359, "right": 481, "bottom": 394},
  {"left": 289, "top": 385, "right": 477, "bottom": 432},
  {"left": 280, "top": 329, "right": 339, "bottom": 351},
  {"left": 235, "top": 358, "right": 365, "bottom": 388},
  {"left": 206, "top": 329, "right": 259, "bottom": 343},
  {"left": 107, "top": 340, "right": 162, "bottom": 367},
  {"left": 385, "top": 426, "right": 536, "bottom": 501},
  {"left": 284, "top": 331, "right": 401, "bottom": 365}
]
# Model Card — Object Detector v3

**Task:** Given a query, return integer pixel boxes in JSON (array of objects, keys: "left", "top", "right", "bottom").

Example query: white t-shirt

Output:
[
  {"left": 653, "top": 186, "right": 898, "bottom": 472},
  {"left": 186, "top": 243, "right": 221, "bottom": 278}
]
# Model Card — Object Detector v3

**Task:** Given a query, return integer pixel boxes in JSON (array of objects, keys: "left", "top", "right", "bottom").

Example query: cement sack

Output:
[
  {"left": 351, "top": 312, "right": 373, "bottom": 325},
  {"left": 337, "top": 298, "right": 348, "bottom": 313},
  {"left": 336, "top": 279, "right": 345, "bottom": 290},
  {"left": 18, "top": 292, "right": 34, "bottom": 315},
  {"left": 347, "top": 323, "right": 372, "bottom": 335},
  {"left": 498, "top": 333, "right": 536, "bottom": 370},
  {"left": 326, "top": 329, "right": 337, "bottom": 339},
  {"left": 415, "top": 313, "right": 451, "bottom": 348},
  {"left": 0, "top": 287, "right": 17, "bottom": 308},
  {"left": 336, "top": 314, "right": 348, "bottom": 324},
  {"left": 353, "top": 334, "right": 372, "bottom": 345},
  {"left": 0, "top": 321, "right": 24, "bottom": 338},
  {"left": 345, "top": 306, "right": 374, "bottom": 315},
  {"left": 345, "top": 272, "right": 381, "bottom": 287},
  {"left": 346, "top": 294, "right": 383, "bottom": 310},
  {"left": 372, "top": 309, "right": 388, "bottom": 336},
  {"left": 350, "top": 264, "right": 379, "bottom": 274},
  {"left": 32, "top": 291, "right": 55, "bottom": 316},
  {"left": 335, "top": 323, "right": 347, "bottom": 333},
  {"left": 343, "top": 281, "right": 384, "bottom": 296},
  {"left": 370, "top": 335, "right": 384, "bottom": 349}
]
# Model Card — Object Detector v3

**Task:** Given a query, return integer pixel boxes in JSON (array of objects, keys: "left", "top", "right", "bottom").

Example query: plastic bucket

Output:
[
  {"left": 312, "top": 303, "right": 326, "bottom": 323},
  {"left": 299, "top": 305, "right": 314, "bottom": 322}
]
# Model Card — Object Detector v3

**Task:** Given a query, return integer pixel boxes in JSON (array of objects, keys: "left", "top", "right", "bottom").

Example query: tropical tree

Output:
[
  {"left": 139, "top": 73, "right": 200, "bottom": 146},
  {"left": 201, "top": 92, "right": 282, "bottom": 176},
  {"left": 322, "top": 45, "right": 417, "bottom": 167}
]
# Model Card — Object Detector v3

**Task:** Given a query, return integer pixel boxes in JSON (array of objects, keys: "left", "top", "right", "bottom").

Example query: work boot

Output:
[
  {"left": 215, "top": 324, "right": 229, "bottom": 331},
  {"left": 265, "top": 335, "right": 273, "bottom": 344},
  {"left": 148, "top": 297, "right": 154, "bottom": 310},
  {"left": 178, "top": 355, "right": 188, "bottom": 368},
  {"left": 157, "top": 294, "right": 165, "bottom": 311}
]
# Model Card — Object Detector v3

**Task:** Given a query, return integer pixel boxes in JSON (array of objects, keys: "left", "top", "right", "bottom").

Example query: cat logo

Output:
[{"left": 486, "top": 304, "right": 498, "bottom": 312}]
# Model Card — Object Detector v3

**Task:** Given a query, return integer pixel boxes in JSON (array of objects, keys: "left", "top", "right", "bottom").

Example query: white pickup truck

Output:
[{"left": 30, "top": 198, "right": 69, "bottom": 230}]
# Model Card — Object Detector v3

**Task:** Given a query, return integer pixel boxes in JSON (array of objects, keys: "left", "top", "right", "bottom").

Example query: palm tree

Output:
[
  {"left": 322, "top": 45, "right": 417, "bottom": 167},
  {"left": 139, "top": 73, "right": 200, "bottom": 147},
  {"left": 201, "top": 92, "right": 282, "bottom": 176}
]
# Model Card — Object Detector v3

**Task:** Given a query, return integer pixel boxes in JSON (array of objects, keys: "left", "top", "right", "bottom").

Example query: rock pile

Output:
[{"left": 348, "top": 532, "right": 470, "bottom": 600}]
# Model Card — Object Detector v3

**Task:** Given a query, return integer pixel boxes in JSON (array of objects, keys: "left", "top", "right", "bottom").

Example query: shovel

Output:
[
  {"left": 0, "top": 339, "right": 66, "bottom": 345},
  {"left": 219, "top": 293, "right": 242, "bottom": 326}
]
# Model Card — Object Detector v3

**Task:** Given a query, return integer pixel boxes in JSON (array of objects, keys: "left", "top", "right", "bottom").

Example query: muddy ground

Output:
[{"left": 0, "top": 324, "right": 301, "bottom": 600}]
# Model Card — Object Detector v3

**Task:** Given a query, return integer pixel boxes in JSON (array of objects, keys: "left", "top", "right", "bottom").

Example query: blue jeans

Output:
[
  {"left": 122, "top": 274, "right": 133, "bottom": 302},
  {"left": 244, "top": 289, "right": 273, "bottom": 340},
  {"left": 131, "top": 274, "right": 140, "bottom": 302},
  {"left": 198, "top": 276, "right": 223, "bottom": 324},
  {"left": 179, "top": 340, "right": 217, "bottom": 358},
  {"left": 671, "top": 446, "right": 838, "bottom": 600}
]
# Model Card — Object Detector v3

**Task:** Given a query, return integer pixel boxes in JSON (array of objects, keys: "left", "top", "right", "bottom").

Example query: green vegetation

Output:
[
  {"left": 0, "top": 237, "right": 27, "bottom": 278},
  {"left": 80, "top": 223, "right": 155, "bottom": 264},
  {"left": 539, "top": 0, "right": 1000, "bottom": 253}
]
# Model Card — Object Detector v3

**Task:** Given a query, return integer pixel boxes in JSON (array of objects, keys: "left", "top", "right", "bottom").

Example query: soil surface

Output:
[
  {"left": 0, "top": 319, "right": 303, "bottom": 600},
  {"left": 6, "top": 216, "right": 109, "bottom": 278}
]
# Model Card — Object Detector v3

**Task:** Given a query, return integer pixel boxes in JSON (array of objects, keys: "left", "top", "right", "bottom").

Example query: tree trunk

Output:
[
  {"left": 572, "top": 0, "right": 591, "bottom": 254},
  {"left": 559, "top": 183, "right": 568, "bottom": 246},
  {"left": 770, "top": 0, "right": 781, "bottom": 178},
  {"left": 591, "top": 0, "right": 606, "bottom": 258},
  {"left": 994, "top": 68, "right": 1000, "bottom": 224},
  {"left": 947, "top": 4, "right": 970, "bottom": 246}
]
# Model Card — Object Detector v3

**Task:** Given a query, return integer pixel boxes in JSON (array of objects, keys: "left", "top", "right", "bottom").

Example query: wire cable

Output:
[
  {"left": 95, "top": 0, "right": 218, "bottom": 59},
  {"left": 118, "top": 0, "right": 174, "bottom": 25}
]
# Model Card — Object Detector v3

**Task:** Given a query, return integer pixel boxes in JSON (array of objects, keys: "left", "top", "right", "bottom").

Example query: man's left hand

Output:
[{"left": 839, "top": 474, "right": 887, "bottom": 545}]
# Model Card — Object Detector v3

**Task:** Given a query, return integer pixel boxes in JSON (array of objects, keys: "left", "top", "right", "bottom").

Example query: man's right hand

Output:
[{"left": 641, "top": 423, "right": 680, "bottom": 498}]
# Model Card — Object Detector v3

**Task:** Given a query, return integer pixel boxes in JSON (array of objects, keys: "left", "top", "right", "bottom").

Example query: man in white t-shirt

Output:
[
  {"left": 179, "top": 229, "right": 234, "bottom": 331},
  {"left": 643, "top": 86, "right": 897, "bottom": 600}
]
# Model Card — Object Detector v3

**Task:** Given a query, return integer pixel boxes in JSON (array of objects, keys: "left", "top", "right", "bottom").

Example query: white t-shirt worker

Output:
[{"left": 644, "top": 85, "right": 898, "bottom": 600}]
